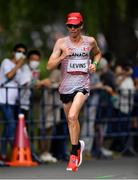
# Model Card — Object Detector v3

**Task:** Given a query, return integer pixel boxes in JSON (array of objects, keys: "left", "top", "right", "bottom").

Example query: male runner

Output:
[{"left": 47, "top": 12, "right": 101, "bottom": 171}]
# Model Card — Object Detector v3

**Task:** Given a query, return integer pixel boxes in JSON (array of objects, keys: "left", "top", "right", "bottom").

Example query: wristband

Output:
[{"left": 92, "top": 61, "right": 98, "bottom": 67}]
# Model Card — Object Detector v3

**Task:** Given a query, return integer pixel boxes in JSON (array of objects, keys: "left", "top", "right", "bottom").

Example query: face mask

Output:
[
  {"left": 15, "top": 52, "right": 25, "bottom": 60},
  {"left": 29, "top": 61, "right": 40, "bottom": 69}
]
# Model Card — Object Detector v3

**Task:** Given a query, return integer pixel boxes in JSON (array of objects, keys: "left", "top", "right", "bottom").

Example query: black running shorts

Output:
[{"left": 60, "top": 89, "right": 89, "bottom": 104}]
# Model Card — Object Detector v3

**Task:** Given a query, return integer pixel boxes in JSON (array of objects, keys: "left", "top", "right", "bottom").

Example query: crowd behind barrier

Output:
[{"left": 0, "top": 86, "right": 138, "bottom": 162}]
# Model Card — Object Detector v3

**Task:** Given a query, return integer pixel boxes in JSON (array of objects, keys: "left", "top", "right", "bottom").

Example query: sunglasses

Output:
[
  {"left": 16, "top": 50, "right": 26, "bottom": 55},
  {"left": 67, "top": 24, "right": 81, "bottom": 29}
]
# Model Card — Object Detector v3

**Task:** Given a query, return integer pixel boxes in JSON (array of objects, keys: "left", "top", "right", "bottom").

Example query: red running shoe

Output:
[
  {"left": 66, "top": 155, "right": 78, "bottom": 172},
  {"left": 77, "top": 140, "right": 85, "bottom": 167}
]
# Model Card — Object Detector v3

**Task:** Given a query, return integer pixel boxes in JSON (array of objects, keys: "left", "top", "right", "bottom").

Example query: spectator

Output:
[
  {"left": 131, "top": 78, "right": 138, "bottom": 153},
  {"left": 80, "top": 72, "right": 102, "bottom": 159},
  {"left": 18, "top": 49, "right": 61, "bottom": 163},
  {"left": 18, "top": 49, "right": 51, "bottom": 118},
  {"left": 16, "top": 49, "right": 51, "bottom": 163},
  {"left": 39, "top": 67, "right": 68, "bottom": 162},
  {"left": 92, "top": 57, "right": 115, "bottom": 158},
  {"left": 0, "top": 43, "right": 27, "bottom": 161},
  {"left": 110, "top": 64, "right": 135, "bottom": 153}
]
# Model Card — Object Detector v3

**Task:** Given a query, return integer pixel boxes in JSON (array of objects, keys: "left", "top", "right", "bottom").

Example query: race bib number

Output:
[{"left": 67, "top": 59, "right": 88, "bottom": 73}]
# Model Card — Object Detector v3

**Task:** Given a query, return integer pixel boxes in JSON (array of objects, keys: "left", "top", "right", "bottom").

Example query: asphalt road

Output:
[{"left": 0, "top": 157, "right": 138, "bottom": 179}]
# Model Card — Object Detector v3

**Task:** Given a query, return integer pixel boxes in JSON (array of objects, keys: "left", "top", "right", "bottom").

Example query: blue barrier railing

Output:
[{"left": 0, "top": 86, "right": 138, "bottom": 156}]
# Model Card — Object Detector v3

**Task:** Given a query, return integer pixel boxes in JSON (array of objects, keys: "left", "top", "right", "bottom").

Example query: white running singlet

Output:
[{"left": 59, "top": 36, "right": 92, "bottom": 94}]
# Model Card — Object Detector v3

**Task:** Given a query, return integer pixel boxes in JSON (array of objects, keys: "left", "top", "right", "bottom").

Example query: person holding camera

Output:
[{"left": 0, "top": 43, "right": 27, "bottom": 161}]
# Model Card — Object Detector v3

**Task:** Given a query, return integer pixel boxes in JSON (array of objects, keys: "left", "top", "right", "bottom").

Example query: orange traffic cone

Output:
[{"left": 7, "top": 114, "right": 38, "bottom": 166}]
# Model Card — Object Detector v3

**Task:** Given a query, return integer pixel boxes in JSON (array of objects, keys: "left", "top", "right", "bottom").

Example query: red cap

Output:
[{"left": 66, "top": 12, "right": 83, "bottom": 25}]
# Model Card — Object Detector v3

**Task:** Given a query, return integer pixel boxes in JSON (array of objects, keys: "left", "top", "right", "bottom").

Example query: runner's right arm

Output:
[
  {"left": 47, "top": 39, "right": 63, "bottom": 70},
  {"left": 47, "top": 38, "right": 70, "bottom": 70}
]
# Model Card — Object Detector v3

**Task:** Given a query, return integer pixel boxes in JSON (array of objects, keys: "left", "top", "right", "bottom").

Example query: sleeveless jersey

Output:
[{"left": 59, "top": 35, "right": 92, "bottom": 94}]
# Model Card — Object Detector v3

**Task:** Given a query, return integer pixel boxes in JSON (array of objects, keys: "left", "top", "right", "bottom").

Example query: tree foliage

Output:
[{"left": 0, "top": 0, "right": 137, "bottom": 64}]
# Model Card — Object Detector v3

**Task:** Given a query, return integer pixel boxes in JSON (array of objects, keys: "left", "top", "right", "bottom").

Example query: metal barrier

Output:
[{"left": 0, "top": 86, "right": 138, "bottom": 157}]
